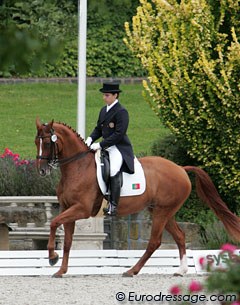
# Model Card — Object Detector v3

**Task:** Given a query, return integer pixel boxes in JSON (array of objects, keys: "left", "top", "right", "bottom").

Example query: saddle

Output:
[{"left": 95, "top": 150, "right": 146, "bottom": 197}]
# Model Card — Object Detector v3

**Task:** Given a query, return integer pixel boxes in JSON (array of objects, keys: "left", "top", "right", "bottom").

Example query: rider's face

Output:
[{"left": 102, "top": 93, "right": 117, "bottom": 106}]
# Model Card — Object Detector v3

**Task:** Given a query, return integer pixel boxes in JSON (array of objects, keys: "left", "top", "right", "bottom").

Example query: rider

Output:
[{"left": 85, "top": 82, "right": 135, "bottom": 216}]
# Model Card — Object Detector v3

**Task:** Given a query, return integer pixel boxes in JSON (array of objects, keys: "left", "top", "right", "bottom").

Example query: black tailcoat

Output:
[{"left": 90, "top": 102, "right": 134, "bottom": 174}]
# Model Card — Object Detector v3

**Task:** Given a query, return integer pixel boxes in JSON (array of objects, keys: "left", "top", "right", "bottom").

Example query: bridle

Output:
[{"left": 36, "top": 127, "right": 92, "bottom": 169}]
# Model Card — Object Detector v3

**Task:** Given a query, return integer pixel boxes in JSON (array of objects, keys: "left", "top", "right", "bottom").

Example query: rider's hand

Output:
[
  {"left": 90, "top": 143, "right": 101, "bottom": 151},
  {"left": 85, "top": 137, "right": 92, "bottom": 147}
]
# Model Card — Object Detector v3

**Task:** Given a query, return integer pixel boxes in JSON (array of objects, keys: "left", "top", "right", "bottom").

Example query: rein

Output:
[{"left": 56, "top": 150, "right": 92, "bottom": 167}]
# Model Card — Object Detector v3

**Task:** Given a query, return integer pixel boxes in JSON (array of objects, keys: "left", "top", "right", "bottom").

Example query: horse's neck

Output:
[{"left": 55, "top": 123, "right": 88, "bottom": 157}]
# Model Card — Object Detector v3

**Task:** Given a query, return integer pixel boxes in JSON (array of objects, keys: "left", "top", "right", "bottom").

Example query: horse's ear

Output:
[
  {"left": 49, "top": 119, "right": 54, "bottom": 128},
  {"left": 36, "top": 117, "right": 41, "bottom": 129}
]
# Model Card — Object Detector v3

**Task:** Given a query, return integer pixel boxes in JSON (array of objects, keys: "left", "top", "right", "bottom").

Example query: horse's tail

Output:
[{"left": 183, "top": 165, "right": 240, "bottom": 242}]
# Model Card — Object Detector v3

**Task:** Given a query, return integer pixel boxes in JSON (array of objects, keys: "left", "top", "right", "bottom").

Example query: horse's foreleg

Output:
[
  {"left": 53, "top": 222, "right": 75, "bottom": 278},
  {"left": 47, "top": 220, "right": 59, "bottom": 266},
  {"left": 123, "top": 212, "right": 168, "bottom": 277},
  {"left": 165, "top": 218, "right": 187, "bottom": 276},
  {"left": 47, "top": 205, "right": 90, "bottom": 277},
  {"left": 48, "top": 209, "right": 69, "bottom": 266}
]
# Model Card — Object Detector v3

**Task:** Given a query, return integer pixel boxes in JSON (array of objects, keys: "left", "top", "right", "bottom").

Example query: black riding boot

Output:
[{"left": 103, "top": 171, "right": 121, "bottom": 216}]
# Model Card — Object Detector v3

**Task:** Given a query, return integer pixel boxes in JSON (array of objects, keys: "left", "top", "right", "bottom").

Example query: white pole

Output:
[{"left": 77, "top": 0, "right": 87, "bottom": 138}]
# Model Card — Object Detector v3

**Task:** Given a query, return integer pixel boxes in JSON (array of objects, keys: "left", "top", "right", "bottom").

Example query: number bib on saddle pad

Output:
[{"left": 95, "top": 150, "right": 146, "bottom": 197}]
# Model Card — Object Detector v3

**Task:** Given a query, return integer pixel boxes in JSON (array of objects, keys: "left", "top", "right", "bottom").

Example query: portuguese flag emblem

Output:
[{"left": 132, "top": 183, "right": 140, "bottom": 190}]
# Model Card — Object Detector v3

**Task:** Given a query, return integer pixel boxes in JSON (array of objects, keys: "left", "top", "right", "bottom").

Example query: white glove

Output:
[
  {"left": 85, "top": 137, "right": 92, "bottom": 147},
  {"left": 90, "top": 143, "right": 101, "bottom": 151}
]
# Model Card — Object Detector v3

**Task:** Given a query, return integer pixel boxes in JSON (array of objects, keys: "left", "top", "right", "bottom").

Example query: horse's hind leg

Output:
[
  {"left": 122, "top": 211, "right": 169, "bottom": 277},
  {"left": 165, "top": 217, "right": 187, "bottom": 276}
]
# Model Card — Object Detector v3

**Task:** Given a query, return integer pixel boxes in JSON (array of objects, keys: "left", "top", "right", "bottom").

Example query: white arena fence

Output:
[{"left": 0, "top": 249, "right": 237, "bottom": 276}]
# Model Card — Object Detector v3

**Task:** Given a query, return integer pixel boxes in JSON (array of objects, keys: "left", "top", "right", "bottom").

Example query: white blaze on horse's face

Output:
[
  {"left": 39, "top": 138, "right": 43, "bottom": 158},
  {"left": 36, "top": 137, "right": 51, "bottom": 177}
]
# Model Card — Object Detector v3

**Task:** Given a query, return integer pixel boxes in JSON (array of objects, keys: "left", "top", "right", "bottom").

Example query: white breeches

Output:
[{"left": 106, "top": 145, "right": 123, "bottom": 176}]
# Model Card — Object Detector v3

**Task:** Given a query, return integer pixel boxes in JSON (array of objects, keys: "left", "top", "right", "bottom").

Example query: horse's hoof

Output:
[
  {"left": 122, "top": 272, "right": 133, "bottom": 277},
  {"left": 52, "top": 273, "right": 62, "bottom": 278},
  {"left": 49, "top": 253, "right": 59, "bottom": 266}
]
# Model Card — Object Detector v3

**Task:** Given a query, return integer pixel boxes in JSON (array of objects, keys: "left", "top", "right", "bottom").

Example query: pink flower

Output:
[
  {"left": 5, "top": 148, "right": 14, "bottom": 157},
  {"left": 1, "top": 148, "right": 17, "bottom": 159},
  {"left": 231, "top": 302, "right": 240, "bottom": 305},
  {"left": 5, "top": 148, "right": 13, "bottom": 155},
  {"left": 188, "top": 280, "right": 202, "bottom": 292},
  {"left": 199, "top": 257, "right": 205, "bottom": 265},
  {"left": 221, "top": 243, "right": 237, "bottom": 253},
  {"left": 1, "top": 148, "right": 30, "bottom": 166},
  {"left": 13, "top": 154, "right": 20, "bottom": 161},
  {"left": 170, "top": 285, "right": 181, "bottom": 295},
  {"left": 15, "top": 160, "right": 30, "bottom": 166},
  {"left": 199, "top": 257, "right": 206, "bottom": 268}
]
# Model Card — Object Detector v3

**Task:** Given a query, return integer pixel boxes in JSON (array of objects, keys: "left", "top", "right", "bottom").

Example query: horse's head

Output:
[{"left": 35, "top": 117, "right": 59, "bottom": 176}]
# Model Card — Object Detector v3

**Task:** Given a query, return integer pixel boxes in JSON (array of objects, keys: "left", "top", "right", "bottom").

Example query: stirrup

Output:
[{"left": 103, "top": 204, "right": 117, "bottom": 216}]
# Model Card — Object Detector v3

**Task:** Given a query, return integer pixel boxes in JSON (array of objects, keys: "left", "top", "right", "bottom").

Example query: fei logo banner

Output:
[{"left": 193, "top": 249, "right": 240, "bottom": 274}]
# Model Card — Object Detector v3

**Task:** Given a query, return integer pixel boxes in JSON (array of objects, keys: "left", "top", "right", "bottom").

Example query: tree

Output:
[
  {"left": 0, "top": 0, "right": 75, "bottom": 75},
  {"left": 124, "top": 0, "right": 240, "bottom": 210},
  {"left": 87, "top": 0, "right": 144, "bottom": 77},
  {"left": 0, "top": 25, "right": 60, "bottom": 75},
  {"left": 0, "top": 0, "right": 144, "bottom": 77}
]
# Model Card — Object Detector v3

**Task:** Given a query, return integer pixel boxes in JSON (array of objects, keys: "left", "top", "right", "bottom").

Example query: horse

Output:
[{"left": 35, "top": 118, "right": 240, "bottom": 278}]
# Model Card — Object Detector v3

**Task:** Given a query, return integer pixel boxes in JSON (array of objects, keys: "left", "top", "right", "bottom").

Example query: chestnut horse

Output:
[{"left": 35, "top": 118, "right": 240, "bottom": 278}]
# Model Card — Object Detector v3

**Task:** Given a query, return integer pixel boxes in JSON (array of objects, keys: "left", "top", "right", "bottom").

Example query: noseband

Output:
[{"left": 36, "top": 128, "right": 92, "bottom": 169}]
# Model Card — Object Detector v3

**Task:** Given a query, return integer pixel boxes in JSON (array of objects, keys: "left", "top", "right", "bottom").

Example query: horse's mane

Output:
[{"left": 55, "top": 121, "right": 87, "bottom": 147}]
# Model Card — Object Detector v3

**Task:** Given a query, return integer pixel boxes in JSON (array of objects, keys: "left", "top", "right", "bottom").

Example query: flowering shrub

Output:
[
  {"left": 169, "top": 244, "right": 240, "bottom": 305},
  {"left": 169, "top": 280, "right": 204, "bottom": 305},
  {"left": 204, "top": 244, "right": 240, "bottom": 303},
  {"left": 0, "top": 148, "right": 30, "bottom": 166},
  {"left": 0, "top": 148, "right": 59, "bottom": 196},
  {"left": 124, "top": 0, "right": 240, "bottom": 211}
]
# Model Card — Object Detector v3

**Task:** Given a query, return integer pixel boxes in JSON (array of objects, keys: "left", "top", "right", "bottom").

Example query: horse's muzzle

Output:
[
  {"left": 38, "top": 165, "right": 51, "bottom": 177},
  {"left": 37, "top": 162, "right": 51, "bottom": 177}
]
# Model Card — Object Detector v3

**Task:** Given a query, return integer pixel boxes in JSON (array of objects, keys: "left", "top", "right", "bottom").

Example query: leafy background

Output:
[{"left": 0, "top": 0, "right": 144, "bottom": 77}]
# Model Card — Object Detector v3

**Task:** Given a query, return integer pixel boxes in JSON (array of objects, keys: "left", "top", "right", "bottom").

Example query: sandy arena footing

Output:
[{"left": 0, "top": 274, "right": 223, "bottom": 305}]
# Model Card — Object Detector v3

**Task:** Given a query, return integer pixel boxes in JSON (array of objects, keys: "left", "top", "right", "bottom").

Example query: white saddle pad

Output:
[{"left": 95, "top": 150, "right": 146, "bottom": 197}]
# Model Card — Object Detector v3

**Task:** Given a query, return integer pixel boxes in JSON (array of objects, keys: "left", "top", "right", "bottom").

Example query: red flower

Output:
[
  {"left": 199, "top": 257, "right": 205, "bottom": 267},
  {"left": 221, "top": 243, "right": 238, "bottom": 253},
  {"left": 0, "top": 148, "right": 29, "bottom": 166},
  {"left": 15, "top": 159, "right": 30, "bottom": 166},
  {"left": 1, "top": 148, "right": 18, "bottom": 159},
  {"left": 188, "top": 280, "right": 202, "bottom": 292},
  {"left": 170, "top": 285, "right": 181, "bottom": 295}
]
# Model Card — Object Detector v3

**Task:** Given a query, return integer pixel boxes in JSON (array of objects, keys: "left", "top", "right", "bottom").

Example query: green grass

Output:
[{"left": 0, "top": 82, "right": 169, "bottom": 159}]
